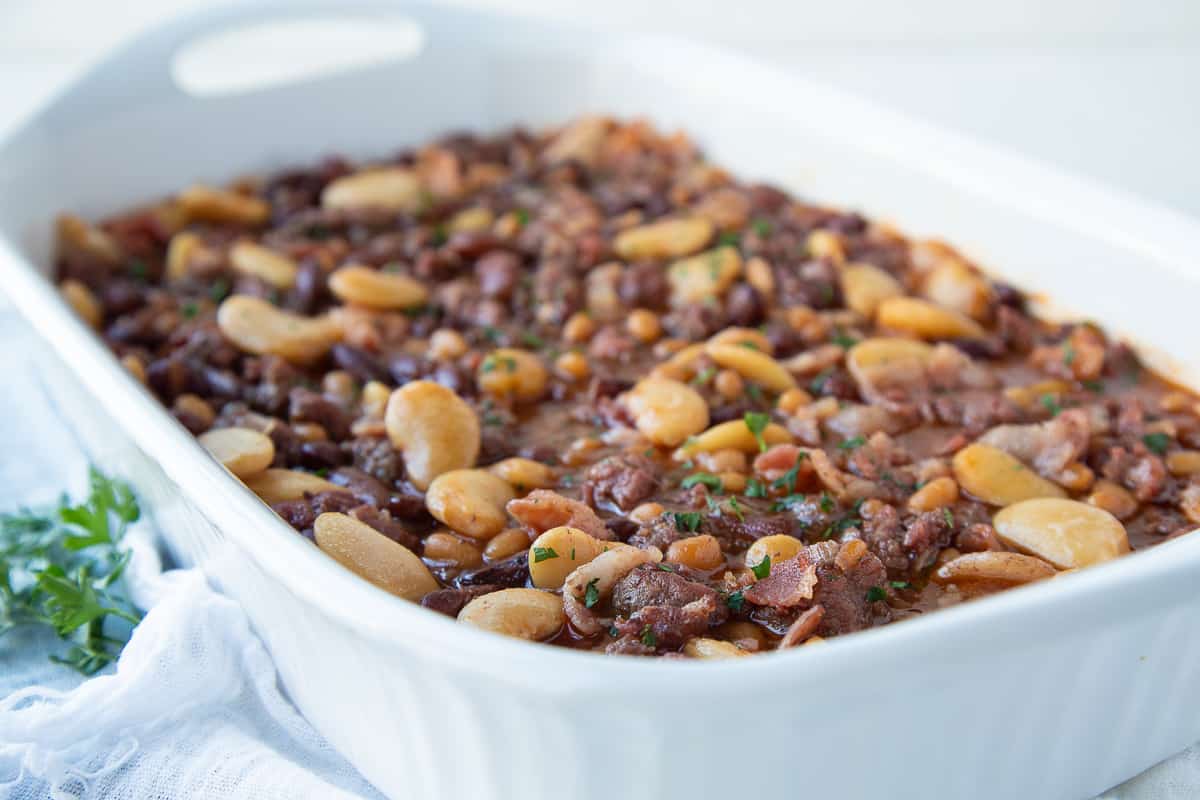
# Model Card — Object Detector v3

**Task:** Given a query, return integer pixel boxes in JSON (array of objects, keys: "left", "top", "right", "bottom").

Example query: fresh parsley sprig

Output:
[{"left": 0, "top": 468, "right": 143, "bottom": 675}]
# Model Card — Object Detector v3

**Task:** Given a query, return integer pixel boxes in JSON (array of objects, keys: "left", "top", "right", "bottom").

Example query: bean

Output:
[
  {"left": 668, "top": 246, "right": 741, "bottom": 304},
  {"left": 425, "top": 469, "right": 516, "bottom": 539},
  {"left": 1086, "top": 480, "right": 1139, "bottom": 520},
  {"left": 992, "top": 497, "right": 1129, "bottom": 569},
  {"left": 528, "top": 526, "right": 607, "bottom": 589},
  {"left": 554, "top": 351, "right": 591, "bottom": 382},
  {"left": 705, "top": 342, "right": 796, "bottom": 393},
  {"left": 614, "top": 216, "right": 714, "bottom": 260},
  {"left": 484, "top": 528, "right": 531, "bottom": 562},
  {"left": 321, "top": 167, "right": 423, "bottom": 212},
  {"left": 777, "top": 388, "right": 812, "bottom": 415},
  {"left": 745, "top": 534, "right": 803, "bottom": 569},
  {"left": 329, "top": 265, "right": 429, "bottom": 310},
  {"left": 488, "top": 458, "right": 557, "bottom": 493},
  {"left": 708, "top": 326, "right": 774, "bottom": 354},
  {"left": 677, "top": 419, "right": 792, "bottom": 457},
  {"left": 385, "top": 380, "right": 480, "bottom": 490},
  {"left": 876, "top": 297, "right": 985, "bottom": 340},
  {"left": 840, "top": 262, "right": 903, "bottom": 318},
  {"left": 933, "top": 551, "right": 1056, "bottom": 586},
  {"left": 744, "top": 256, "right": 775, "bottom": 296},
  {"left": 314, "top": 512, "right": 437, "bottom": 600},
  {"left": 199, "top": 426, "right": 275, "bottom": 478},
  {"left": 629, "top": 502, "right": 665, "bottom": 525},
  {"left": 477, "top": 348, "right": 548, "bottom": 403},
  {"left": 244, "top": 468, "right": 342, "bottom": 505},
  {"left": 1166, "top": 451, "right": 1200, "bottom": 476},
  {"left": 216, "top": 295, "right": 340, "bottom": 364},
  {"left": 627, "top": 309, "right": 662, "bottom": 343},
  {"left": 665, "top": 534, "right": 723, "bottom": 571},
  {"left": 458, "top": 588, "right": 565, "bottom": 641},
  {"left": 806, "top": 230, "right": 845, "bottom": 265},
  {"left": 56, "top": 213, "right": 121, "bottom": 263},
  {"left": 448, "top": 206, "right": 495, "bottom": 234},
  {"left": 907, "top": 476, "right": 959, "bottom": 512},
  {"left": 921, "top": 259, "right": 991, "bottom": 321},
  {"left": 428, "top": 328, "right": 468, "bottom": 361},
  {"left": 178, "top": 185, "right": 270, "bottom": 226},
  {"left": 683, "top": 637, "right": 747, "bottom": 659},
  {"left": 229, "top": 241, "right": 298, "bottom": 289},
  {"left": 543, "top": 115, "right": 609, "bottom": 166},
  {"left": 624, "top": 377, "right": 709, "bottom": 447},
  {"left": 165, "top": 231, "right": 204, "bottom": 281},
  {"left": 563, "top": 312, "right": 597, "bottom": 344},
  {"left": 952, "top": 443, "right": 1066, "bottom": 506},
  {"left": 422, "top": 531, "right": 483, "bottom": 569},
  {"left": 59, "top": 279, "right": 102, "bottom": 329}
]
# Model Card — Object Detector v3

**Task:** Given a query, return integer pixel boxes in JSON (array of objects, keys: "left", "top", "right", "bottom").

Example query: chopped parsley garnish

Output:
[
  {"left": 725, "top": 590, "right": 745, "bottom": 612},
  {"left": 521, "top": 331, "right": 545, "bottom": 349},
  {"left": 560, "top": 474, "right": 576, "bottom": 487},
  {"left": 430, "top": 225, "right": 448, "bottom": 246},
  {"left": 640, "top": 625, "right": 657, "bottom": 648},
  {"left": 942, "top": 508, "right": 955, "bottom": 528},
  {"left": 208, "top": 278, "right": 230, "bottom": 303},
  {"left": 771, "top": 452, "right": 808, "bottom": 494},
  {"left": 482, "top": 412, "right": 505, "bottom": 427},
  {"left": 514, "top": 208, "right": 530, "bottom": 226},
  {"left": 743, "top": 412, "right": 771, "bottom": 452},
  {"left": 656, "top": 563, "right": 676, "bottom": 572},
  {"left": 532, "top": 547, "right": 558, "bottom": 563},
  {"left": 1063, "top": 340, "right": 1076, "bottom": 367},
  {"left": 771, "top": 494, "right": 806, "bottom": 512},
  {"left": 838, "top": 436, "right": 866, "bottom": 450},
  {"left": 584, "top": 578, "right": 600, "bottom": 608},
  {"left": 312, "top": 467, "right": 329, "bottom": 478},
  {"left": 180, "top": 301, "right": 199, "bottom": 319},
  {"left": 726, "top": 496, "right": 746, "bottom": 522},
  {"left": 127, "top": 259, "right": 149, "bottom": 281},
  {"left": 481, "top": 326, "right": 503, "bottom": 344},
  {"left": 682, "top": 473, "right": 723, "bottom": 491},
  {"left": 818, "top": 492, "right": 836, "bottom": 514},
  {"left": 1039, "top": 394, "right": 1062, "bottom": 418},
  {"left": 1143, "top": 432, "right": 1171, "bottom": 455},
  {"left": 717, "top": 231, "right": 741, "bottom": 247},
  {"left": 481, "top": 355, "right": 517, "bottom": 374},
  {"left": 737, "top": 340, "right": 760, "bottom": 351},
  {"left": 608, "top": 624, "right": 619, "bottom": 638},
  {"left": 750, "top": 555, "right": 772, "bottom": 580},
  {"left": 691, "top": 366, "right": 716, "bottom": 386},
  {"left": 751, "top": 218, "right": 772, "bottom": 237},
  {"left": 830, "top": 331, "right": 859, "bottom": 349},
  {"left": 890, "top": 581, "right": 911, "bottom": 590},
  {"left": 808, "top": 367, "right": 835, "bottom": 395},
  {"left": 866, "top": 586, "right": 887, "bottom": 603},
  {"left": 745, "top": 478, "right": 768, "bottom": 498},
  {"left": 1082, "top": 379, "right": 1105, "bottom": 393},
  {"left": 745, "top": 383, "right": 764, "bottom": 404},
  {"left": 672, "top": 512, "right": 703, "bottom": 533}
]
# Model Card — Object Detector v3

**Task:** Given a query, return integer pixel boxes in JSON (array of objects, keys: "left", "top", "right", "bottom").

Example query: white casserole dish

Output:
[{"left": 4, "top": 2, "right": 1200, "bottom": 798}]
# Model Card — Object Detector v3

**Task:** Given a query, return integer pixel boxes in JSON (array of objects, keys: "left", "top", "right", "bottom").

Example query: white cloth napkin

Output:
[{"left": 0, "top": 303, "right": 1192, "bottom": 800}]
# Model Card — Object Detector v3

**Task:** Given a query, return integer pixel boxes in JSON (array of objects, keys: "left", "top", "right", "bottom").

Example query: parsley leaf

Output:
[
  {"left": 751, "top": 555, "right": 772, "bottom": 580},
  {"left": 838, "top": 436, "right": 866, "bottom": 450},
  {"left": 1143, "top": 432, "right": 1171, "bottom": 455},
  {"left": 726, "top": 496, "right": 746, "bottom": 522},
  {"left": 743, "top": 412, "right": 771, "bottom": 452},
  {"left": 830, "top": 331, "right": 859, "bottom": 349},
  {"left": 725, "top": 590, "right": 745, "bottom": 612},
  {"left": 890, "top": 581, "right": 911, "bottom": 590},
  {"left": 866, "top": 586, "right": 887, "bottom": 603},
  {"left": 672, "top": 512, "right": 703, "bottom": 533},
  {"left": 681, "top": 473, "right": 723, "bottom": 492},
  {"left": 745, "top": 478, "right": 768, "bottom": 498},
  {"left": 640, "top": 625, "right": 657, "bottom": 648},
  {"left": 818, "top": 492, "right": 836, "bottom": 514},
  {"left": 584, "top": 578, "right": 600, "bottom": 608},
  {"left": 691, "top": 366, "right": 716, "bottom": 386},
  {"left": 942, "top": 508, "right": 955, "bottom": 528},
  {"left": 771, "top": 452, "right": 808, "bottom": 494},
  {"left": 532, "top": 547, "right": 559, "bottom": 563},
  {"left": 751, "top": 218, "right": 772, "bottom": 237},
  {"left": 1039, "top": 393, "right": 1062, "bottom": 418}
]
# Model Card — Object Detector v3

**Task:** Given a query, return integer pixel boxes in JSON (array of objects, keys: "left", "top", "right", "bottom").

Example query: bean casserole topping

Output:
[{"left": 55, "top": 117, "right": 1200, "bottom": 657}]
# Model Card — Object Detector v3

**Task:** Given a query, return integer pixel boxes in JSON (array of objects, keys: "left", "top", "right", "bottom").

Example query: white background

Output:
[{"left": 1, "top": 0, "right": 1199, "bottom": 219}]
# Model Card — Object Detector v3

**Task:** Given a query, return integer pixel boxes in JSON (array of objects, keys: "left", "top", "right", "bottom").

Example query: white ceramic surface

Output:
[{"left": 3, "top": 3, "right": 1200, "bottom": 798}]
